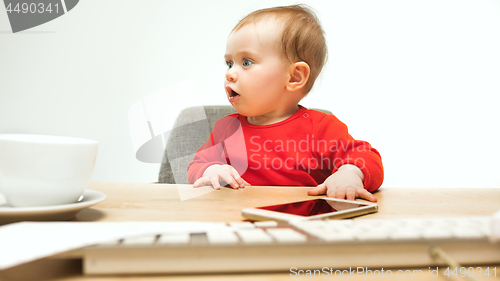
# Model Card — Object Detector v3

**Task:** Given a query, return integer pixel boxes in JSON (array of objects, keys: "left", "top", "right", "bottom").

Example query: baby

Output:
[{"left": 187, "top": 5, "right": 383, "bottom": 202}]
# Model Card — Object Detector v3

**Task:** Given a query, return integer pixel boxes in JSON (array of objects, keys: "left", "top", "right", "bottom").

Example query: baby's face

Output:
[{"left": 224, "top": 20, "right": 291, "bottom": 117}]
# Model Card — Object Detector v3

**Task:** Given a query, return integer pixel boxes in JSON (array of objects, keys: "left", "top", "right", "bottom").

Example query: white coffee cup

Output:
[{"left": 0, "top": 134, "right": 98, "bottom": 207}]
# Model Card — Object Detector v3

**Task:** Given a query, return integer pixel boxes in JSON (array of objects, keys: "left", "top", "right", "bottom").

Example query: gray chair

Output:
[{"left": 158, "top": 105, "right": 332, "bottom": 184}]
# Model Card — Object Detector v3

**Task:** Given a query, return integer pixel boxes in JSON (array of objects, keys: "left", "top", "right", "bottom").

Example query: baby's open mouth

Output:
[
  {"left": 227, "top": 87, "right": 240, "bottom": 101},
  {"left": 229, "top": 90, "right": 239, "bottom": 98}
]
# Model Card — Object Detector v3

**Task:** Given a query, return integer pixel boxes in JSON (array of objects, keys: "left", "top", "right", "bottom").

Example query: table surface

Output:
[{"left": 1, "top": 182, "right": 499, "bottom": 281}]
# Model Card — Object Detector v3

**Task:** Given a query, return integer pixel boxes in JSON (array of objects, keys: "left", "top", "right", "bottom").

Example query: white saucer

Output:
[{"left": 0, "top": 190, "right": 106, "bottom": 224}]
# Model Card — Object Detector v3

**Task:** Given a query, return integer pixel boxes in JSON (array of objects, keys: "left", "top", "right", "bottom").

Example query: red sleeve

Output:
[
  {"left": 186, "top": 131, "right": 226, "bottom": 184},
  {"left": 313, "top": 114, "right": 384, "bottom": 192},
  {"left": 186, "top": 115, "right": 241, "bottom": 184}
]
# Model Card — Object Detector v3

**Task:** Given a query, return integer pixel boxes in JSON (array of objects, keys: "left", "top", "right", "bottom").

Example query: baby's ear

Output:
[{"left": 286, "top": 62, "right": 310, "bottom": 92}]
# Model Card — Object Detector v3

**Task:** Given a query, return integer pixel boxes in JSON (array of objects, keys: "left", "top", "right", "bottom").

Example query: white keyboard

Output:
[
  {"left": 59, "top": 216, "right": 500, "bottom": 275},
  {"left": 291, "top": 217, "right": 492, "bottom": 241}
]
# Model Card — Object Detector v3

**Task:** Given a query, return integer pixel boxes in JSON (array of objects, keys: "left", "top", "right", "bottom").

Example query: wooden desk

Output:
[{"left": 1, "top": 182, "right": 499, "bottom": 281}]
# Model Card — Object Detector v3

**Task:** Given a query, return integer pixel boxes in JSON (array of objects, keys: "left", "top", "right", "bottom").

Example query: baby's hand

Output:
[
  {"left": 193, "top": 164, "right": 251, "bottom": 190},
  {"left": 307, "top": 164, "right": 377, "bottom": 202}
]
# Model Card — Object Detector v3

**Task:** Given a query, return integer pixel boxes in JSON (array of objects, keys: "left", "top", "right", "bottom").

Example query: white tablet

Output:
[{"left": 242, "top": 198, "right": 377, "bottom": 223}]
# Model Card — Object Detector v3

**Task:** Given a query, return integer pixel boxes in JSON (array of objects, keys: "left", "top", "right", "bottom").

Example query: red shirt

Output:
[{"left": 187, "top": 106, "right": 383, "bottom": 192}]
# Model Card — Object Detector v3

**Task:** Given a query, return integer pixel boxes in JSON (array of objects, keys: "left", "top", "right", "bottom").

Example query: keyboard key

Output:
[
  {"left": 355, "top": 230, "right": 389, "bottom": 241},
  {"left": 236, "top": 229, "right": 273, "bottom": 244},
  {"left": 316, "top": 232, "right": 356, "bottom": 242},
  {"left": 325, "top": 220, "right": 354, "bottom": 228},
  {"left": 453, "top": 228, "right": 485, "bottom": 239},
  {"left": 157, "top": 233, "right": 190, "bottom": 245},
  {"left": 253, "top": 221, "right": 278, "bottom": 228},
  {"left": 478, "top": 224, "right": 492, "bottom": 236},
  {"left": 389, "top": 230, "right": 422, "bottom": 240},
  {"left": 323, "top": 222, "right": 354, "bottom": 232},
  {"left": 206, "top": 230, "right": 240, "bottom": 244},
  {"left": 229, "top": 222, "right": 255, "bottom": 229},
  {"left": 122, "top": 235, "right": 157, "bottom": 245},
  {"left": 294, "top": 220, "right": 327, "bottom": 229},
  {"left": 354, "top": 219, "right": 387, "bottom": 228},
  {"left": 422, "top": 229, "right": 453, "bottom": 239},
  {"left": 266, "top": 228, "right": 307, "bottom": 243}
]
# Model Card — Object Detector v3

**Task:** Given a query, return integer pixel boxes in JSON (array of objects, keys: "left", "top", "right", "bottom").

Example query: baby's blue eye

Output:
[
  {"left": 226, "top": 61, "right": 234, "bottom": 68},
  {"left": 243, "top": 59, "right": 253, "bottom": 67}
]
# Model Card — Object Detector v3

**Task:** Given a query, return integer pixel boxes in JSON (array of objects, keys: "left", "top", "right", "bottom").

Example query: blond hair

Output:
[{"left": 232, "top": 4, "right": 328, "bottom": 94}]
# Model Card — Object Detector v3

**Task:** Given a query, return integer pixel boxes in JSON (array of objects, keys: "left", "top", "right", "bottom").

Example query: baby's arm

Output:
[
  {"left": 307, "top": 164, "right": 377, "bottom": 202},
  {"left": 187, "top": 115, "right": 248, "bottom": 187},
  {"left": 306, "top": 114, "right": 383, "bottom": 201},
  {"left": 193, "top": 164, "right": 250, "bottom": 189}
]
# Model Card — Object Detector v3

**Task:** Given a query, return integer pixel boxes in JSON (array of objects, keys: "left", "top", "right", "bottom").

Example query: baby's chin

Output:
[{"left": 229, "top": 104, "right": 252, "bottom": 117}]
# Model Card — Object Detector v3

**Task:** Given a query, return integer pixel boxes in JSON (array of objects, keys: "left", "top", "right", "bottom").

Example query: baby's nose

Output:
[{"left": 225, "top": 68, "right": 237, "bottom": 82}]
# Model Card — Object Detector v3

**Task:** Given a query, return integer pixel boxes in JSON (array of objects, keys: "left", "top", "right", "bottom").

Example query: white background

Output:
[{"left": 1, "top": 0, "right": 499, "bottom": 188}]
